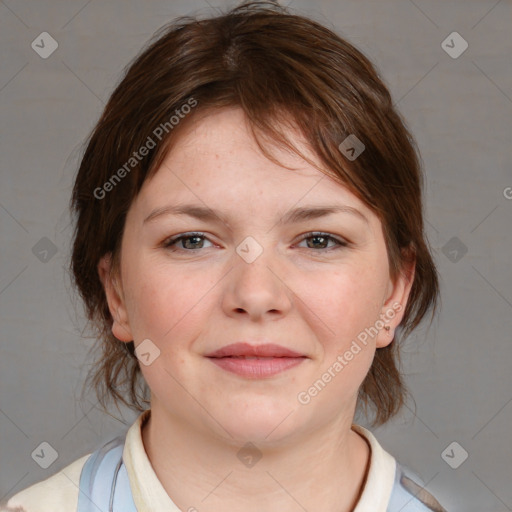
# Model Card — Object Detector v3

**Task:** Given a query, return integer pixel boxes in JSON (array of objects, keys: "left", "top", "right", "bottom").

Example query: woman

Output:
[{"left": 2, "top": 2, "right": 446, "bottom": 511}]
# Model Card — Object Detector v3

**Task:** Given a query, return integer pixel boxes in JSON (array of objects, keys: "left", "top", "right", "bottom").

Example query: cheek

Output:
[
  {"left": 124, "top": 261, "right": 213, "bottom": 343},
  {"left": 298, "top": 270, "right": 382, "bottom": 401},
  {"left": 302, "top": 265, "right": 386, "bottom": 344},
  {"left": 125, "top": 265, "right": 209, "bottom": 391}
]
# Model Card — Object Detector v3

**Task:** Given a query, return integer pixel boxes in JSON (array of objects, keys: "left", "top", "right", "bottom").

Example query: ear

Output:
[
  {"left": 97, "top": 253, "right": 133, "bottom": 342},
  {"left": 375, "top": 247, "right": 416, "bottom": 348}
]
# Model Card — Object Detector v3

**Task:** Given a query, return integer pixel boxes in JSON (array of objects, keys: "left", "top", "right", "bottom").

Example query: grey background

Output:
[{"left": 1, "top": 0, "right": 511, "bottom": 510}]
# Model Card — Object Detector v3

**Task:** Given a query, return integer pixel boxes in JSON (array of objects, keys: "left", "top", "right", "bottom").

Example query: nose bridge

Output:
[
  {"left": 224, "top": 233, "right": 291, "bottom": 318},
  {"left": 234, "top": 234, "right": 280, "bottom": 287}
]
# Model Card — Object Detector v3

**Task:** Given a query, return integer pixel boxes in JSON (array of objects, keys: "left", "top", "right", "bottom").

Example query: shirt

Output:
[{"left": 1, "top": 409, "right": 447, "bottom": 512}]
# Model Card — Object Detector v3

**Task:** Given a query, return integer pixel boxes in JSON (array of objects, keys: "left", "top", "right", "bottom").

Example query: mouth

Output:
[{"left": 205, "top": 342, "right": 308, "bottom": 379}]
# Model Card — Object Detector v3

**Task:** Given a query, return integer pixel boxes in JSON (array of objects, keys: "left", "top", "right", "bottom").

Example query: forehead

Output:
[{"left": 135, "top": 107, "right": 374, "bottom": 222}]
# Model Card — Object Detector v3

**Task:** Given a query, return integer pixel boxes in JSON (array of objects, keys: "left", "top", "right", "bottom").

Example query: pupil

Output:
[
  {"left": 185, "top": 235, "right": 202, "bottom": 249},
  {"left": 309, "top": 235, "right": 326, "bottom": 249}
]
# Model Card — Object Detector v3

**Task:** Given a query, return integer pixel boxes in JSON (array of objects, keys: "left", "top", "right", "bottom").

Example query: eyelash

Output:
[{"left": 162, "top": 231, "right": 348, "bottom": 253}]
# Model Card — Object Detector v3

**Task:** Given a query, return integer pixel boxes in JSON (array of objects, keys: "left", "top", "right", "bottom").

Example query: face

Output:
[{"left": 99, "top": 107, "right": 414, "bottom": 445}]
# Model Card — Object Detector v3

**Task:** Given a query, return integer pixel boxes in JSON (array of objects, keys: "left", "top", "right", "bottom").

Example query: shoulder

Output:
[
  {"left": 388, "top": 462, "right": 448, "bottom": 512},
  {"left": 0, "top": 453, "right": 90, "bottom": 512},
  {"left": 351, "top": 425, "right": 448, "bottom": 512}
]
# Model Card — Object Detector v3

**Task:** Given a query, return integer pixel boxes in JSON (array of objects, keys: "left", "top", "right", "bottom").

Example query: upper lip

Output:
[{"left": 205, "top": 343, "right": 306, "bottom": 358}]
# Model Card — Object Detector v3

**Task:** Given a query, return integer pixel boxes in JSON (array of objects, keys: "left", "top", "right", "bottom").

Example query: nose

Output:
[{"left": 221, "top": 243, "right": 292, "bottom": 322}]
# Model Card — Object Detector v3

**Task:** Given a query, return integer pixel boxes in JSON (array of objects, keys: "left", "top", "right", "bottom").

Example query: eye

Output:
[
  {"left": 163, "top": 232, "right": 213, "bottom": 251},
  {"left": 162, "top": 231, "right": 348, "bottom": 253},
  {"left": 296, "top": 232, "right": 348, "bottom": 251}
]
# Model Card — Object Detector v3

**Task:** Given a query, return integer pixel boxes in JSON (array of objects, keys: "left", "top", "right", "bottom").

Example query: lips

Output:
[
  {"left": 205, "top": 342, "right": 307, "bottom": 378},
  {"left": 205, "top": 342, "right": 305, "bottom": 359}
]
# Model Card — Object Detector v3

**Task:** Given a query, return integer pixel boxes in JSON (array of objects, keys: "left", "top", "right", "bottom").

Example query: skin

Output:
[{"left": 98, "top": 107, "right": 415, "bottom": 512}]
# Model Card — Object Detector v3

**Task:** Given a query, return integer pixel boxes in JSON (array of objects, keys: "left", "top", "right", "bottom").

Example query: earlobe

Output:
[
  {"left": 376, "top": 254, "right": 416, "bottom": 348},
  {"left": 97, "top": 253, "right": 133, "bottom": 342}
]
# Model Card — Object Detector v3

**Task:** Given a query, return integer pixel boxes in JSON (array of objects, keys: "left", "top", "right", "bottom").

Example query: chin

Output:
[{"left": 212, "top": 398, "right": 301, "bottom": 444}]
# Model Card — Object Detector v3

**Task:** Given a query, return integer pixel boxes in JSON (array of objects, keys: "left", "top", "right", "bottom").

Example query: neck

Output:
[{"left": 141, "top": 406, "right": 371, "bottom": 512}]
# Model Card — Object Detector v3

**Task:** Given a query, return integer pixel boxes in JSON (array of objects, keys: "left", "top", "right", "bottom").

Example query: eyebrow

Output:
[{"left": 143, "top": 203, "right": 369, "bottom": 226}]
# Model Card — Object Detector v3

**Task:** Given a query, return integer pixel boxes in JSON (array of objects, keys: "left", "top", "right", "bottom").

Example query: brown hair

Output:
[{"left": 70, "top": 1, "right": 440, "bottom": 427}]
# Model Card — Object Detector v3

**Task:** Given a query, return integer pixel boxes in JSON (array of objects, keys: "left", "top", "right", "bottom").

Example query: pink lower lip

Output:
[{"left": 207, "top": 356, "right": 306, "bottom": 378}]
